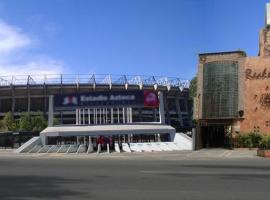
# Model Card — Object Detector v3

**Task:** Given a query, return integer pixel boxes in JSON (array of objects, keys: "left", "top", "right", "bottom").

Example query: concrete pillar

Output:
[
  {"left": 122, "top": 107, "right": 125, "bottom": 123},
  {"left": 97, "top": 144, "right": 101, "bottom": 154},
  {"left": 40, "top": 134, "right": 47, "bottom": 145},
  {"left": 27, "top": 85, "right": 31, "bottom": 113},
  {"left": 48, "top": 95, "right": 54, "bottom": 127},
  {"left": 88, "top": 108, "right": 90, "bottom": 124},
  {"left": 107, "top": 144, "right": 110, "bottom": 154},
  {"left": 82, "top": 109, "right": 85, "bottom": 125},
  {"left": 130, "top": 108, "right": 133, "bottom": 123},
  {"left": 175, "top": 97, "right": 184, "bottom": 126},
  {"left": 111, "top": 108, "right": 114, "bottom": 124},
  {"left": 158, "top": 91, "right": 165, "bottom": 124},
  {"left": 11, "top": 86, "right": 15, "bottom": 115},
  {"left": 117, "top": 108, "right": 120, "bottom": 123}
]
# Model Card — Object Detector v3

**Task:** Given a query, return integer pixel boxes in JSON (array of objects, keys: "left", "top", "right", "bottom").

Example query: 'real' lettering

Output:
[
  {"left": 245, "top": 68, "right": 253, "bottom": 79},
  {"left": 246, "top": 68, "right": 270, "bottom": 80}
]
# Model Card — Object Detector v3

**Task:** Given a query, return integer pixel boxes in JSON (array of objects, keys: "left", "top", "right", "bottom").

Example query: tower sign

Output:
[{"left": 266, "top": 3, "right": 270, "bottom": 27}]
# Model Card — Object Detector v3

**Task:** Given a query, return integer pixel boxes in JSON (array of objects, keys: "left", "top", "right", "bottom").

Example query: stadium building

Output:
[{"left": 0, "top": 74, "right": 193, "bottom": 153}]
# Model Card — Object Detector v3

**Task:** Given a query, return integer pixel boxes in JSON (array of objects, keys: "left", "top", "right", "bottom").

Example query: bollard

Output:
[
  {"left": 107, "top": 144, "right": 110, "bottom": 154},
  {"left": 97, "top": 144, "right": 101, "bottom": 154}
]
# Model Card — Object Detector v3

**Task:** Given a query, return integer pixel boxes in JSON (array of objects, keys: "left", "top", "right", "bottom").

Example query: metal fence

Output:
[{"left": 0, "top": 74, "right": 190, "bottom": 90}]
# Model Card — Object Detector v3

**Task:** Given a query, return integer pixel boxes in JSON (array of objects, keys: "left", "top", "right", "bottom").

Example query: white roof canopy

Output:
[{"left": 40, "top": 123, "right": 176, "bottom": 137}]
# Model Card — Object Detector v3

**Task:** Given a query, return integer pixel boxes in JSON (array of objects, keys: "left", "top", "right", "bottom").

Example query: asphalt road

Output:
[{"left": 0, "top": 154, "right": 270, "bottom": 200}]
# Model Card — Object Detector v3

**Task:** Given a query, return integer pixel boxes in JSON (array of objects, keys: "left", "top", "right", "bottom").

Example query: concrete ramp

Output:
[
  {"left": 77, "top": 144, "right": 87, "bottom": 153},
  {"left": 28, "top": 145, "right": 43, "bottom": 153},
  {"left": 142, "top": 143, "right": 153, "bottom": 152},
  {"left": 158, "top": 142, "right": 173, "bottom": 151},
  {"left": 48, "top": 145, "right": 61, "bottom": 153},
  {"left": 173, "top": 133, "right": 192, "bottom": 150},
  {"left": 114, "top": 143, "right": 121, "bottom": 153},
  {"left": 67, "top": 145, "right": 79, "bottom": 153},
  {"left": 129, "top": 143, "right": 142, "bottom": 152},
  {"left": 14, "top": 137, "right": 41, "bottom": 153},
  {"left": 38, "top": 145, "right": 52, "bottom": 153},
  {"left": 122, "top": 143, "right": 131, "bottom": 152},
  {"left": 87, "top": 144, "right": 94, "bottom": 153},
  {"left": 57, "top": 145, "right": 70, "bottom": 153},
  {"left": 150, "top": 143, "right": 163, "bottom": 151},
  {"left": 165, "top": 142, "right": 181, "bottom": 150}
]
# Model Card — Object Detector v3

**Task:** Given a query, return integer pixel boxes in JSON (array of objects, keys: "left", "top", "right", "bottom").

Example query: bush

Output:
[
  {"left": 234, "top": 132, "right": 262, "bottom": 148},
  {"left": 259, "top": 135, "right": 270, "bottom": 149}
]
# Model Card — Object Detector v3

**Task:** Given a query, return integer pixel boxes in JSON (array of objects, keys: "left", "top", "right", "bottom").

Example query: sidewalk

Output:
[{"left": 0, "top": 148, "right": 262, "bottom": 160}]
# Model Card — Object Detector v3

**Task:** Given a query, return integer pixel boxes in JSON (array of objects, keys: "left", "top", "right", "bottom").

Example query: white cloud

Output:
[
  {"left": 0, "top": 20, "right": 31, "bottom": 53},
  {"left": 0, "top": 20, "right": 66, "bottom": 77}
]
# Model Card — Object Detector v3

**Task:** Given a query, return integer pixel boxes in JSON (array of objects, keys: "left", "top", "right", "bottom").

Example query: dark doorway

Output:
[{"left": 201, "top": 126, "right": 231, "bottom": 148}]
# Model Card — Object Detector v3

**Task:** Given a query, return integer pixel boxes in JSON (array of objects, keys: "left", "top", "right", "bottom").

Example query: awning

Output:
[{"left": 40, "top": 123, "right": 176, "bottom": 137}]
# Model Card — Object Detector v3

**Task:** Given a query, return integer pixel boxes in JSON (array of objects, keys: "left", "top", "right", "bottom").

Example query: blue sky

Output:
[{"left": 0, "top": 0, "right": 268, "bottom": 79}]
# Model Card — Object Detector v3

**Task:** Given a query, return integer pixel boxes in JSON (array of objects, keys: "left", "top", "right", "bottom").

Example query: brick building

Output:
[{"left": 195, "top": 3, "right": 270, "bottom": 148}]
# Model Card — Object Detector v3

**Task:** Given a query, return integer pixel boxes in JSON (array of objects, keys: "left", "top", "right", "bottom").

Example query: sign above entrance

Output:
[{"left": 54, "top": 90, "right": 159, "bottom": 110}]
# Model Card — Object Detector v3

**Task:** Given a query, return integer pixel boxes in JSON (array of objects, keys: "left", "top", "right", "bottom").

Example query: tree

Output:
[
  {"left": 19, "top": 112, "right": 32, "bottom": 131},
  {"left": 189, "top": 76, "right": 197, "bottom": 99},
  {"left": 3, "top": 112, "right": 15, "bottom": 131},
  {"left": 31, "top": 112, "right": 47, "bottom": 132},
  {"left": 0, "top": 120, "right": 6, "bottom": 131}
]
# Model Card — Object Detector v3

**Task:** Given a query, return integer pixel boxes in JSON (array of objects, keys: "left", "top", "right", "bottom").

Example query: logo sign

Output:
[
  {"left": 54, "top": 91, "right": 158, "bottom": 110},
  {"left": 143, "top": 91, "right": 159, "bottom": 107},
  {"left": 245, "top": 68, "right": 270, "bottom": 80}
]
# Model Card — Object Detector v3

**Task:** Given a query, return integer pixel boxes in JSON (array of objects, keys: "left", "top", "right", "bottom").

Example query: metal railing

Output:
[{"left": 0, "top": 74, "right": 190, "bottom": 89}]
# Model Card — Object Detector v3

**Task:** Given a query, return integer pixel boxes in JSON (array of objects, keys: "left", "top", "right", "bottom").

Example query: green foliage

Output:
[
  {"left": 0, "top": 120, "right": 7, "bottom": 131},
  {"left": 31, "top": 112, "right": 47, "bottom": 132},
  {"left": 1, "top": 112, "right": 48, "bottom": 133},
  {"left": 19, "top": 112, "right": 32, "bottom": 131},
  {"left": 189, "top": 76, "right": 197, "bottom": 99},
  {"left": 3, "top": 112, "right": 18, "bottom": 131},
  {"left": 259, "top": 135, "right": 270, "bottom": 149},
  {"left": 234, "top": 132, "right": 262, "bottom": 148}
]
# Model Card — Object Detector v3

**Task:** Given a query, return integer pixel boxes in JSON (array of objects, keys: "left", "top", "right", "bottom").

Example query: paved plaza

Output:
[{"left": 0, "top": 149, "right": 269, "bottom": 200}]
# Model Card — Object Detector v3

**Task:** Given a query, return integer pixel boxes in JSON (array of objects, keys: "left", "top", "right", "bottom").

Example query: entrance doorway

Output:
[{"left": 201, "top": 125, "right": 231, "bottom": 148}]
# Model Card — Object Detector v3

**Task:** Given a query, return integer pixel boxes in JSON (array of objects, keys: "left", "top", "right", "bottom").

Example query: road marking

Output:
[{"left": 140, "top": 170, "right": 270, "bottom": 175}]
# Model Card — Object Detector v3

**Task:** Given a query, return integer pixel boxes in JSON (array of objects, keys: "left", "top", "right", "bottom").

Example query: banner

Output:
[{"left": 54, "top": 90, "right": 158, "bottom": 110}]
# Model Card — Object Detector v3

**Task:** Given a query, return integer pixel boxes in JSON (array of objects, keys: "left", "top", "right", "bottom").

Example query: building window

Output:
[{"left": 202, "top": 60, "right": 238, "bottom": 118}]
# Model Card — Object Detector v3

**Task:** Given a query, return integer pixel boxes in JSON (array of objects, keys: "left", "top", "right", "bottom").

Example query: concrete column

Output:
[
  {"left": 27, "top": 86, "right": 31, "bottom": 113},
  {"left": 40, "top": 134, "right": 47, "bottom": 145},
  {"left": 111, "top": 108, "right": 114, "bottom": 124},
  {"left": 175, "top": 97, "right": 184, "bottom": 126},
  {"left": 123, "top": 107, "right": 126, "bottom": 123},
  {"left": 48, "top": 95, "right": 54, "bottom": 127},
  {"left": 78, "top": 109, "right": 81, "bottom": 125},
  {"left": 82, "top": 109, "right": 85, "bottom": 124},
  {"left": 130, "top": 108, "right": 133, "bottom": 123},
  {"left": 88, "top": 108, "right": 90, "bottom": 124},
  {"left": 117, "top": 108, "right": 120, "bottom": 123},
  {"left": 158, "top": 91, "right": 165, "bottom": 124}
]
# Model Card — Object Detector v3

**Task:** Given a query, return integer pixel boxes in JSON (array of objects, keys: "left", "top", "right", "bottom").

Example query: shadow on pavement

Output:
[{"left": 0, "top": 175, "right": 88, "bottom": 200}]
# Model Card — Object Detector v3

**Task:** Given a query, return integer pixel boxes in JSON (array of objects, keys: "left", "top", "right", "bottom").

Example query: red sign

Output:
[{"left": 143, "top": 91, "right": 159, "bottom": 107}]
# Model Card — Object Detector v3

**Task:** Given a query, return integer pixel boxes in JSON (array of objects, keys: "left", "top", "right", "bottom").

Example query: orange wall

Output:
[{"left": 240, "top": 57, "right": 270, "bottom": 134}]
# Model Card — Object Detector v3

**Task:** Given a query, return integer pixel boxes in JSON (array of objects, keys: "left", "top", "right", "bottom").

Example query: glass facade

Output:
[{"left": 203, "top": 60, "right": 238, "bottom": 118}]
